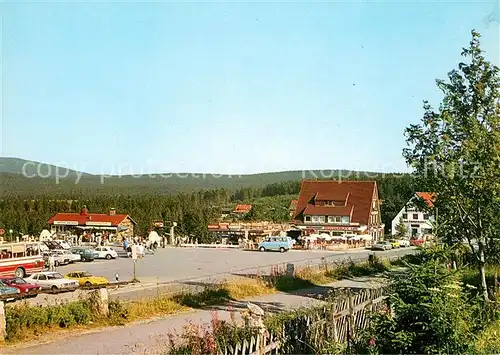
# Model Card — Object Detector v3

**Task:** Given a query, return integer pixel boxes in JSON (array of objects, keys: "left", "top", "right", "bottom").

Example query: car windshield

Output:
[
  {"left": 82, "top": 272, "right": 92, "bottom": 277},
  {"left": 12, "top": 278, "right": 26, "bottom": 284},
  {"left": 47, "top": 273, "right": 64, "bottom": 280}
]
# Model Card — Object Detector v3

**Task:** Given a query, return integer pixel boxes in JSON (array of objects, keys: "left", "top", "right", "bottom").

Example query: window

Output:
[
  {"left": 328, "top": 216, "right": 335, "bottom": 223},
  {"left": 318, "top": 216, "right": 325, "bottom": 223},
  {"left": 335, "top": 216, "right": 342, "bottom": 223},
  {"left": 305, "top": 216, "right": 311, "bottom": 222},
  {"left": 342, "top": 216, "right": 350, "bottom": 224},
  {"left": 402, "top": 213, "right": 408, "bottom": 219},
  {"left": 38, "top": 275, "right": 47, "bottom": 281},
  {"left": 413, "top": 213, "right": 419, "bottom": 220},
  {"left": 312, "top": 216, "right": 319, "bottom": 223},
  {"left": 423, "top": 214, "right": 429, "bottom": 220}
]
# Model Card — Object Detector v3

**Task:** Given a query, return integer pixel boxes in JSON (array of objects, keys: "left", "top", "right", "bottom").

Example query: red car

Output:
[{"left": 1, "top": 277, "right": 41, "bottom": 298}]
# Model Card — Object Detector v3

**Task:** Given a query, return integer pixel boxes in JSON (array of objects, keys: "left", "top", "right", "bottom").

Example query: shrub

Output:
[{"left": 352, "top": 259, "right": 495, "bottom": 354}]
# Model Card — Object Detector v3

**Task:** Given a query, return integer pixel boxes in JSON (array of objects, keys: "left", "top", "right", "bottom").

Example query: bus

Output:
[{"left": 0, "top": 242, "right": 45, "bottom": 278}]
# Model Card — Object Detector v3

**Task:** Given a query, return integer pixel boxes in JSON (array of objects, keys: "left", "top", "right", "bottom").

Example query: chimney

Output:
[
  {"left": 80, "top": 205, "right": 88, "bottom": 215},
  {"left": 110, "top": 208, "right": 116, "bottom": 216}
]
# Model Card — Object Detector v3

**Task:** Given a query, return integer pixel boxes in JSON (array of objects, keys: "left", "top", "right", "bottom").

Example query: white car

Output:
[
  {"left": 54, "top": 240, "right": 72, "bottom": 249},
  {"left": 53, "top": 249, "right": 81, "bottom": 263},
  {"left": 94, "top": 246, "right": 118, "bottom": 260},
  {"left": 25, "top": 272, "right": 78, "bottom": 292},
  {"left": 399, "top": 239, "right": 411, "bottom": 248}
]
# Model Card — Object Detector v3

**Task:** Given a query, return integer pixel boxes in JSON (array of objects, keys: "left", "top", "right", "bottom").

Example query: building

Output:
[
  {"left": 48, "top": 206, "right": 136, "bottom": 241},
  {"left": 391, "top": 192, "right": 436, "bottom": 238},
  {"left": 289, "top": 200, "right": 298, "bottom": 218},
  {"left": 291, "top": 180, "right": 384, "bottom": 241},
  {"left": 232, "top": 204, "right": 252, "bottom": 217}
]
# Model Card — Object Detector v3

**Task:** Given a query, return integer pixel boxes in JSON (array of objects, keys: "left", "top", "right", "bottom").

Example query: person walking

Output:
[{"left": 48, "top": 254, "right": 55, "bottom": 271}]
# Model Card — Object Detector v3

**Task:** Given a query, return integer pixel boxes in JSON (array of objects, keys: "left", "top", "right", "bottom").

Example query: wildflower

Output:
[
  {"left": 428, "top": 287, "right": 441, "bottom": 292},
  {"left": 442, "top": 284, "right": 461, "bottom": 290},
  {"left": 465, "top": 284, "right": 477, "bottom": 289},
  {"left": 369, "top": 337, "right": 376, "bottom": 346}
]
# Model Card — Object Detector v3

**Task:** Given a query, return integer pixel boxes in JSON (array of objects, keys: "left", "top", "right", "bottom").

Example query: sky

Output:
[{"left": 1, "top": 1, "right": 499, "bottom": 175}]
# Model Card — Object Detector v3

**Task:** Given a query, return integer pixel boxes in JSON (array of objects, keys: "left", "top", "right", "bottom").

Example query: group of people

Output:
[{"left": 122, "top": 237, "right": 159, "bottom": 258}]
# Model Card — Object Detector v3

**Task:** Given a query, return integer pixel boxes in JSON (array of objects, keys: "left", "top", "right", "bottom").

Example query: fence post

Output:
[
  {"left": 91, "top": 288, "right": 109, "bottom": 316},
  {"left": 331, "top": 305, "right": 338, "bottom": 342},
  {"left": 348, "top": 289, "right": 355, "bottom": 340},
  {"left": 0, "top": 301, "right": 5, "bottom": 342}
]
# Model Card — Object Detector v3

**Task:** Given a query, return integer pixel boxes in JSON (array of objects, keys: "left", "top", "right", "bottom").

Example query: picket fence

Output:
[{"left": 219, "top": 287, "right": 387, "bottom": 355}]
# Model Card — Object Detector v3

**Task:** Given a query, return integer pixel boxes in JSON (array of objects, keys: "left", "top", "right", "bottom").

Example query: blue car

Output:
[
  {"left": 258, "top": 236, "right": 295, "bottom": 253},
  {"left": 0, "top": 280, "right": 20, "bottom": 301}
]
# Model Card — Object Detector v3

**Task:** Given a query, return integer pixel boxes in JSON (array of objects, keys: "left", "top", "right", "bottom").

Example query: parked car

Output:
[
  {"left": 411, "top": 238, "right": 425, "bottom": 246},
  {"left": 399, "top": 239, "right": 411, "bottom": 248},
  {"left": 42, "top": 251, "right": 70, "bottom": 267},
  {"left": 25, "top": 272, "right": 78, "bottom": 292},
  {"left": 65, "top": 271, "right": 109, "bottom": 286},
  {"left": 0, "top": 280, "right": 20, "bottom": 301},
  {"left": 1, "top": 277, "right": 41, "bottom": 298},
  {"left": 389, "top": 240, "right": 401, "bottom": 248},
  {"left": 53, "top": 240, "right": 72, "bottom": 250},
  {"left": 70, "top": 248, "right": 95, "bottom": 262},
  {"left": 94, "top": 246, "right": 118, "bottom": 260},
  {"left": 371, "top": 241, "right": 393, "bottom": 251},
  {"left": 53, "top": 249, "right": 81, "bottom": 263},
  {"left": 258, "top": 236, "right": 295, "bottom": 253}
]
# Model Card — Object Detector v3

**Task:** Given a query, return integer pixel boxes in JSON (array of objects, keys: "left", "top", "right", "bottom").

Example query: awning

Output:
[{"left": 76, "top": 226, "right": 117, "bottom": 230}]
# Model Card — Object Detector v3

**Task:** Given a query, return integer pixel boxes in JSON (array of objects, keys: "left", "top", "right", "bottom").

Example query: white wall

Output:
[{"left": 391, "top": 197, "right": 434, "bottom": 237}]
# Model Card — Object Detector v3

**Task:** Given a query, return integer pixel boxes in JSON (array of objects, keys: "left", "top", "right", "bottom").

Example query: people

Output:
[{"left": 48, "top": 254, "right": 55, "bottom": 271}]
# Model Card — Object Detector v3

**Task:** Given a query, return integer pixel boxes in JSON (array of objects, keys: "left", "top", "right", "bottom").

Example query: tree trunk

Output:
[{"left": 478, "top": 239, "right": 490, "bottom": 301}]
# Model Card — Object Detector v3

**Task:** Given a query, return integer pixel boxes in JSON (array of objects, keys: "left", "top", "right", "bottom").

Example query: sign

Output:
[
  {"left": 131, "top": 245, "right": 140, "bottom": 260},
  {"left": 53, "top": 221, "right": 79, "bottom": 226},
  {"left": 0, "top": 229, "right": 4, "bottom": 235},
  {"left": 85, "top": 221, "right": 112, "bottom": 226},
  {"left": 153, "top": 221, "right": 164, "bottom": 228}
]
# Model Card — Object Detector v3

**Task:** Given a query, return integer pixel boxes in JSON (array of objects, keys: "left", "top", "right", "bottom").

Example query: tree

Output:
[
  {"left": 395, "top": 218, "right": 408, "bottom": 239},
  {"left": 403, "top": 30, "right": 500, "bottom": 301}
]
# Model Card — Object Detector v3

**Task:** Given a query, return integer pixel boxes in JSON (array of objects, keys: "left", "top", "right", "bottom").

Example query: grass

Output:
[
  {"left": 2, "top": 256, "right": 396, "bottom": 345},
  {"left": 475, "top": 319, "right": 500, "bottom": 354}
]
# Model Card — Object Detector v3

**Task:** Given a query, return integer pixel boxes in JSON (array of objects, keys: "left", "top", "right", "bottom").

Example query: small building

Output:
[
  {"left": 48, "top": 206, "right": 136, "bottom": 241},
  {"left": 391, "top": 192, "right": 436, "bottom": 238},
  {"left": 233, "top": 204, "right": 252, "bottom": 217},
  {"left": 291, "top": 180, "right": 384, "bottom": 241}
]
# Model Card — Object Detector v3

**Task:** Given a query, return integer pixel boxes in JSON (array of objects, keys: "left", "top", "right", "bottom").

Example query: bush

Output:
[
  {"left": 352, "top": 259, "right": 497, "bottom": 354},
  {"left": 5, "top": 300, "right": 94, "bottom": 341}
]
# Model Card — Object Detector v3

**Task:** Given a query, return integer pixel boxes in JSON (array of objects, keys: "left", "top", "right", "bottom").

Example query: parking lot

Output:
[{"left": 54, "top": 246, "right": 415, "bottom": 283}]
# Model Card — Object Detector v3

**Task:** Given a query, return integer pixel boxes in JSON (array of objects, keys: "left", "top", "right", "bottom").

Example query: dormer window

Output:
[{"left": 324, "top": 201, "right": 335, "bottom": 206}]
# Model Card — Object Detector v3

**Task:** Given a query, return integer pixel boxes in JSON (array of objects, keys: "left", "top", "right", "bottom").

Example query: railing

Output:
[{"left": 218, "top": 287, "right": 387, "bottom": 354}]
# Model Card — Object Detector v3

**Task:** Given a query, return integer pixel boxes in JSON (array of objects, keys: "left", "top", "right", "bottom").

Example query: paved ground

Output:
[
  {"left": 18, "top": 247, "right": 413, "bottom": 305},
  {"left": 54, "top": 246, "right": 414, "bottom": 283},
  {"left": 5, "top": 275, "right": 384, "bottom": 355}
]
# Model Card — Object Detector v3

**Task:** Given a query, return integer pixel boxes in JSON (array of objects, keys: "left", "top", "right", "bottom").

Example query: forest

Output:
[{"left": 0, "top": 173, "right": 418, "bottom": 242}]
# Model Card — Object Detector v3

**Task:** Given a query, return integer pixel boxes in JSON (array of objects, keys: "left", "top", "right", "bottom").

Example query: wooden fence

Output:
[{"left": 219, "top": 287, "right": 387, "bottom": 355}]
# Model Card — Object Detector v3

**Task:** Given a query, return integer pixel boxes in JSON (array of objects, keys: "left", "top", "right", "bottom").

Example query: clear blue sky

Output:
[{"left": 2, "top": 1, "right": 499, "bottom": 175}]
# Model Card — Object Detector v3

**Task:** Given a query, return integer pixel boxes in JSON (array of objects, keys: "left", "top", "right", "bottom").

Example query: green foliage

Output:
[
  {"left": 395, "top": 219, "right": 407, "bottom": 239},
  {"left": 352, "top": 259, "right": 498, "bottom": 354},
  {"left": 403, "top": 30, "right": 500, "bottom": 299}
]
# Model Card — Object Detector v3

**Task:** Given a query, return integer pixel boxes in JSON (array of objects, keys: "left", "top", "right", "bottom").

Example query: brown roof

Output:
[
  {"left": 233, "top": 204, "right": 252, "bottom": 213},
  {"left": 293, "top": 180, "right": 378, "bottom": 225},
  {"left": 415, "top": 192, "right": 436, "bottom": 207}
]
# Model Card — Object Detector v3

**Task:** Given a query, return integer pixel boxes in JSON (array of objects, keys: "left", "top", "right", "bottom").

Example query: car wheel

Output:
[
  {"left": 259, "top": 246, "right": 265, "bottom": 252},
  {"left": 15, "top": 267, "right": 25, "bottom": 278},
  {"left": 85, "top": 281, "right": 92, "bottom": 287},
  {"left": 81, "top": 257, "right": 87, "bottom": 262},
  {"left": 54, "top": 261, "right": 59, "bottom": 267},
  {"left": 279, "top": 247, "right": 285, "bottom": 253},
  {"left": 51, "top": 285, "right": 59, "bottom": 293},
  {"left": 106, "top": 254, "right": 112, "bottom": 260}
]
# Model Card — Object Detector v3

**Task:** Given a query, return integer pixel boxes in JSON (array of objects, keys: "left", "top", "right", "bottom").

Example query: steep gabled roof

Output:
[
  {"left": 415, "top": 192, "right": 436, "bottom": 207},
  {"left": 293, "top": 180, "right": 377, "bottom": 225}
]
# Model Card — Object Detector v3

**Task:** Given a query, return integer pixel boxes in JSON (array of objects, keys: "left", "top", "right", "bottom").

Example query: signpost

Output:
[{"left": 131, "top": 245, "right": 139, "bottom": 282}]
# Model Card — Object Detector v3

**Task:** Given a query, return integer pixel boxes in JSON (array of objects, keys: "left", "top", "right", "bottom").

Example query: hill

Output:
[{"left": 0, "top": 157, "right": 388, "bottom": 196}]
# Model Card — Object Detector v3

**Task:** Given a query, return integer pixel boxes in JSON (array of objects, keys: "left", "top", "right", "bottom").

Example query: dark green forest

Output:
[{"left": 0, "top": 168, "right": 418, "bottom": 241}]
